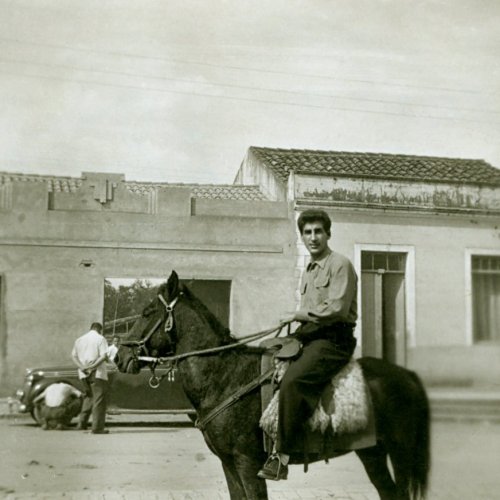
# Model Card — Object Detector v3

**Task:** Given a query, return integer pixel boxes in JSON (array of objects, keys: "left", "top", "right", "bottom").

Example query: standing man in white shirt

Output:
[{"left": 71, "top": 322, "right": 110, "bottom": 434}]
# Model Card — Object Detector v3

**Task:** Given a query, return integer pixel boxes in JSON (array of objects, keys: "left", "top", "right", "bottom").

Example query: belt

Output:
[
  {"left": 331, "top": 322, "right": 356, "bottom": 330},
  {"left": 294, "top": 322, "right": 355, "bottom": 344}
]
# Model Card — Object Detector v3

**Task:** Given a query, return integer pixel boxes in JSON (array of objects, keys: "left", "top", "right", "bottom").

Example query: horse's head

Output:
[{"left": 115, "top": 271, "right": 181, "bottom": 374}]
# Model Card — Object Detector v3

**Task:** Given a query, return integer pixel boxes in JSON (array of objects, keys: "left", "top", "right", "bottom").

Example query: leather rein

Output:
[{"left": 121, "top": 292, "right": 286, "bottom": 429}]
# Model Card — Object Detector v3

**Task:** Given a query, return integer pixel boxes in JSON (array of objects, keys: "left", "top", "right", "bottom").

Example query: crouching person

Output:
[{"left": 33, "top": 382, "right": 83, "bottom": 430}]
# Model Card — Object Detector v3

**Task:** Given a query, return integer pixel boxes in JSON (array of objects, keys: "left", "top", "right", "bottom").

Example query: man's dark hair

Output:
[
  {"left": 90, "top": 322, "right": 103, "bottom": 333},
  {"left": 297, "top": 209, "right": 332, "bottom": 236}
]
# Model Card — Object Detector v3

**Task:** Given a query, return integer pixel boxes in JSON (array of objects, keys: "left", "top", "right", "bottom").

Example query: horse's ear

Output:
[{"left": 166, "top": 270, "right": 180, "bottom": 299}]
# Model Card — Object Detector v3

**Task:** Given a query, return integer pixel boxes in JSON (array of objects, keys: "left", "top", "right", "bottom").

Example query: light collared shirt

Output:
[
  {"left": 296, "top": 248, "right": 358, "bottom": 326},
  {"left": 41, "top": 383, "right": 82, "bottom": 407},
  {"left": 72, "top": 329, "right": 109, "bottom": 380},
  {"left": 107, "top": 344, "right": 118, "bottom": 363}
]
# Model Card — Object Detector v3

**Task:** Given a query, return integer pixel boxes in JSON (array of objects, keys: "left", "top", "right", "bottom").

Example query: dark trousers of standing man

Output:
[
  {"left": 276, "top": 324, "right": 356, "bottom": 454},
  {"left": 78, "top": 372, "right": 108, "bottom": 432}
]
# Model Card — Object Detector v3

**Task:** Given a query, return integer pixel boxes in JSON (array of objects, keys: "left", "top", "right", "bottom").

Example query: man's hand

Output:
[{"left": 279, "top": 313, "right": 297, "bottom": 326}]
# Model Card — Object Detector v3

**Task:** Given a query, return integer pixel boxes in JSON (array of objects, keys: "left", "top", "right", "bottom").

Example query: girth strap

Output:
[{"left": 195, "top": 367, "right": 275, "bottom": 432}]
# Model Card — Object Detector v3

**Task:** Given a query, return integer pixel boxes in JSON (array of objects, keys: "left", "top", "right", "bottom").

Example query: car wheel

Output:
[{"left": 30, "top": 405, "right": 43, "bottom": 425}]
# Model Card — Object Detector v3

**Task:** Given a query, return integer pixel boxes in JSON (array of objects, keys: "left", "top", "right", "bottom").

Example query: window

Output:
[
  {"left": 361, "top": 252, "right": 406, "bottom": 273},
  {"left": 472, "top": 256, "right": 500, "bottom": 342}
]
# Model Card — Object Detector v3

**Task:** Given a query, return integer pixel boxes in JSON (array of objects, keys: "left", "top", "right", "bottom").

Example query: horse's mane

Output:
[
  {"left": 178, "top": 284, "right": 234, "bottom": 344},
  {"left": 142, "top": 281, "right": 262, "bottom": 353}
]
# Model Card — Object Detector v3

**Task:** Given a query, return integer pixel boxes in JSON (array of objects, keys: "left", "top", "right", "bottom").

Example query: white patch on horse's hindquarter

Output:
[{"left": 259, "top": 359, "right": 369, "bottom": 441}]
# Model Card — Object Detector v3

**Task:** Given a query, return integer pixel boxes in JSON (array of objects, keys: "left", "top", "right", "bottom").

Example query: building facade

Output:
[
  {"left": 1, "top": 146, "right": 499, "bottom": 394},
  {"left": 235, "top": 147, "right": 500, "bottom": 388},
  {"left": 0, "top": 171, "right": 296, "bottom": 393}
]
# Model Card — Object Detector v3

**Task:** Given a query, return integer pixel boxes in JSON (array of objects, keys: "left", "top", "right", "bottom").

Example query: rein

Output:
[
  {"left": 138, "top": 324, "right": 284, "bottom": 389},
  {"left": 195, "top": 367, "right": 275, "bottom": 431},
  {"left": 122, "top": 291, "right": 289, "bottom": 428},
  {"left": 122, "top": 292, "right": 285, "bottom": 389},
  {"left": 138, "top": 325, "right": 284, "bottom": 364}
]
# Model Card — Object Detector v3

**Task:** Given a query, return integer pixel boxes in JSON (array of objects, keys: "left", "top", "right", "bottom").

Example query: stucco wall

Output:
[
  {"left": 234, "top": 150, "right": 287, "bottom": 202},
  {"left": 0, "top": 177, "right": 296, "bottom": 394}
]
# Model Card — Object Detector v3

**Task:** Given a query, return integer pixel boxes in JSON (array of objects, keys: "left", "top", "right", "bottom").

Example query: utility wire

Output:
[
  {"left": 0, "top": 36, "right": 489, "bottom": 96},
  {"left": 0, "top": 56, "right": 497, "bottom": 116},
  {"left": 1, "top": 69, "right": 498, "bottom": 125}
]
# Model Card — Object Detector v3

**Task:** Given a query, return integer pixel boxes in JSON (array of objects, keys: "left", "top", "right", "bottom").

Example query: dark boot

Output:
[{"left": 257, "top": 454, "right": 288, "bottom": 481}]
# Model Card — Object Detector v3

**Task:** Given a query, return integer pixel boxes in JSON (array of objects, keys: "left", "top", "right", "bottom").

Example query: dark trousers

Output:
[
  {"left": 40, "top": 397, "right": 82, "bottom": 428},
  {"left": 79, "top": 373, "right": 108, "bottom": 432},
  {"left": 276, "top": 335, "right": 355, "bottom": 454}
]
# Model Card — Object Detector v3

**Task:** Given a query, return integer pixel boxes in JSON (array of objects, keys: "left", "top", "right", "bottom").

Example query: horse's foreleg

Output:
[
  {"left": 356, "top": 445, "right": 398, "bottom": 500},
  {"left": 234, "top": 454, "right": 268, "bottom": 500},
  {"left": 221, "top": 460, "right": 248, "bottom": 500}
]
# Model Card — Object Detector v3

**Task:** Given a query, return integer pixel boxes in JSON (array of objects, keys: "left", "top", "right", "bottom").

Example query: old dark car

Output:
[{"left": 16, "top": 362, "right": 196, "bottom": 425}]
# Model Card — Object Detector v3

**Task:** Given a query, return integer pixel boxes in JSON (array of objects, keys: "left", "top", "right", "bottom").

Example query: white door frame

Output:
[{"left": 354, "top": 244, "right": 416, "bottom": 350}]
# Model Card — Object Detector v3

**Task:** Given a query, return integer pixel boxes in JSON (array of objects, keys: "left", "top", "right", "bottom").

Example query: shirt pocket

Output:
[{"left": 314, "top": 268, "right": 330, "bottom": 288}]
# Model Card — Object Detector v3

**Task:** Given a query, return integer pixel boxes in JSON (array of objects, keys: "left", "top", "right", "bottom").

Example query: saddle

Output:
[{"left": 259, "top": 337, "right": 376, "bottom": 464}]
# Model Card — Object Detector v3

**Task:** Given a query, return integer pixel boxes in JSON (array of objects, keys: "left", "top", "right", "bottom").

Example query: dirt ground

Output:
[{"left": 1, "top": 413, "right": 499, "bottom": 499}]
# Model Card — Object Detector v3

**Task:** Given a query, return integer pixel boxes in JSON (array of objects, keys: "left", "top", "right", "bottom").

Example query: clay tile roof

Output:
[
  {"left": 125, "top": 182, "right": 267, "bottom": 200},
  {"left": 249, "top": 147, "right": 500, "bottom": 186},
  {"left": 191, "top": 185, "right": 267, "bottom": 200}
]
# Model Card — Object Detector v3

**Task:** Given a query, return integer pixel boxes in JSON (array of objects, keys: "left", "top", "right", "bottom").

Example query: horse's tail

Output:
[{"left": 408, "top": 371, "right": 431, "bottom": 499}]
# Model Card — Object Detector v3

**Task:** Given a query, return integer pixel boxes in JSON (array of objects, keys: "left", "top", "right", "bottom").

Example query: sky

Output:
[{"left": 0, "top": 0, "right": 499, "bottom": 184}]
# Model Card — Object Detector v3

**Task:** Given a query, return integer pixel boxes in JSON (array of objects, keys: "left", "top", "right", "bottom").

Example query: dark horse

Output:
[{"left": 115, "top": 271, "right": 430, "bottom": 500}]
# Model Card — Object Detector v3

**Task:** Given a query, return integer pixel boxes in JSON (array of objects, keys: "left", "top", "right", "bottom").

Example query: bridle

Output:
[
  {"left": 120, "top": 289, "right": 290, "bottom": 430},
  {"left": 120, "top": 293, "right": 180, "bottom": 388},
  {"left": 121, "top": 290, "right": 287, "bottom": 390}
]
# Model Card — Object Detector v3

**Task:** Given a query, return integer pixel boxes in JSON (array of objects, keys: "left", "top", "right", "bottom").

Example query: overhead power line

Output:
[
  {"left": 0, "top": 56, "right": 497, "bottom": 116},
  {"left": 0, "top": 36, "right": 489, "bottom": 96},
  {"left": 1, "top": 69, "right": 498, "bottom": 125}
]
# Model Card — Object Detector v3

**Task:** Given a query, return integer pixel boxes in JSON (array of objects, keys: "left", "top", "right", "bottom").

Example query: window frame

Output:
[{"left": 465, "top": 249, "right": 500, "bottom": 345}]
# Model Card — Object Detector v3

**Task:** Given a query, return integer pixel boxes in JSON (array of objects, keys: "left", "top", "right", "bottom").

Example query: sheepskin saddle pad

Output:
[{"left": 260, "top": 359, "right": 372, "bottom": 443}]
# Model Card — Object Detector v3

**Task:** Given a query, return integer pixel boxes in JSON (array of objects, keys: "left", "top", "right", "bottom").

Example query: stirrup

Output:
[{"left": 257, "top": 453, "right": 288, "bottom": 481}]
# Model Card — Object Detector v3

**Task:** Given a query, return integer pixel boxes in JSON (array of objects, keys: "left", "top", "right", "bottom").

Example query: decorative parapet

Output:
[
  {"left": 0, "top": 171, "right": 269, "bottom": 215},
  {"left": 83, "top": 172, "right": 123, "bottom": 204},
  {"left": 296, "top": 175, "right": 500, "bottom": 213}
]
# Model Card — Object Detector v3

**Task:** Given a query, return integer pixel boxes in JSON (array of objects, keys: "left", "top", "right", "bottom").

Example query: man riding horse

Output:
[{"left": 258, "top": 209, "right": 358, "bottom": 481}]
